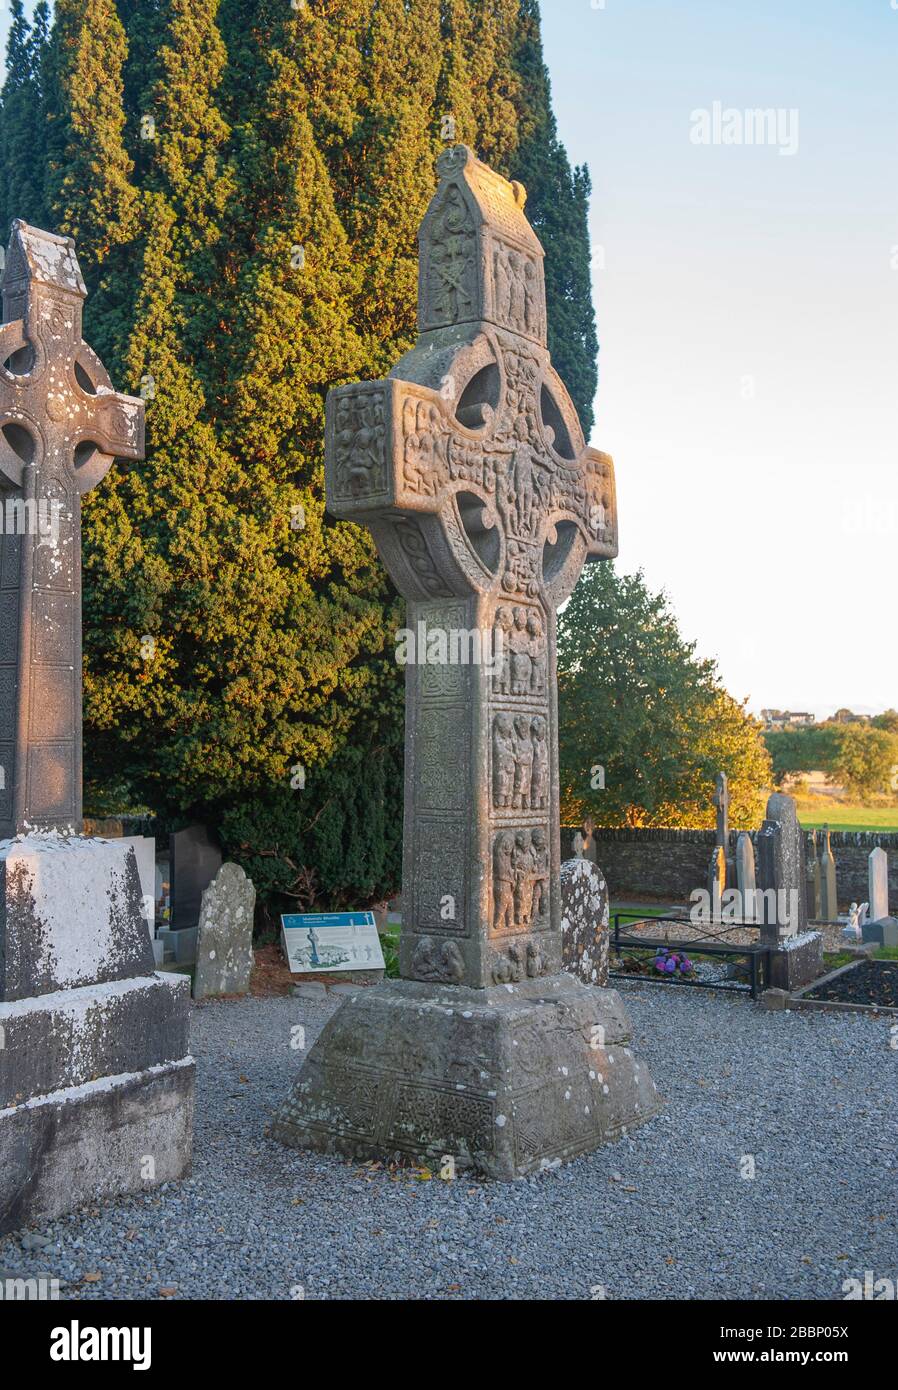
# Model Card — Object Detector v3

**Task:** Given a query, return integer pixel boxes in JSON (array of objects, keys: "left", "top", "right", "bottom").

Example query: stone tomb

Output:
[
  {"left": 0, "top": 224, "right": 193, "bottom": 1233},
  {"left": 272, "top": 147, "right": 661, "bottom": 1178}
]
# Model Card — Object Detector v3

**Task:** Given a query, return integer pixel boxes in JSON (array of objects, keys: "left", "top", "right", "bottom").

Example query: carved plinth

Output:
[{"left": 271, "top": 975, "right": 661, "bottom": 1180}]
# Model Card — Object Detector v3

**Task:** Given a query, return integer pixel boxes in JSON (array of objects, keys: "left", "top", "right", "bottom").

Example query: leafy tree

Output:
[
  {"left": 765, "top": 722, "right": 898, "bottom": 798},
  {"left": 558, "top": 564, "right": 772, "bottom": 828}
]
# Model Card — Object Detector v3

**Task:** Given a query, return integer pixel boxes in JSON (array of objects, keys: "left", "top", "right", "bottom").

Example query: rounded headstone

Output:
[{"left": 560, "top": 857, "right": 609, "bottom": 987}]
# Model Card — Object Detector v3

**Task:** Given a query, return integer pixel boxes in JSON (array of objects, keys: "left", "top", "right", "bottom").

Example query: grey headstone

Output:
[
  {"left": 193, "top": 862, "right": 256, "bottom": 1000},
  {"left": 273, "top": 145, "right": 661, "bottom": 1178},
  {"left": 560, "top": 857, "right": 609, "bottom": 986},
  {"left": 170, "top": 824, "right": 222, "bottom": 931},
  {"left": 862, "top": 916, "right": 898, "bottom": 949},
  {"left": 820, "top": 827, "right": 838, "bottom": 922},
  {"left": 806, "top": 829, "right": 822, "bottom": 920},
  {"left": 707, "top": 843, "right": 726, "bottom": 915},
  {"left": 868, "top": 846, "right": 889, "bottom": 924},
  {"left": 756, "top": 792, "right": 808, "bottom": 940},
  {"left": 736, "top": 832, "right": 756, "bottom": 921}
]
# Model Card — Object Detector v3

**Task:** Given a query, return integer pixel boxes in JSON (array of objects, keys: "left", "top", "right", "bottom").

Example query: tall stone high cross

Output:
[
  {"left": 326, "top": 144, "right": 617, "bottom": 987},
  {"left": 0, "top": 223, "right": 144, "bottom": 837},
  {"left": 274, "top": 148, "right": 660, "bottom": 1180}
]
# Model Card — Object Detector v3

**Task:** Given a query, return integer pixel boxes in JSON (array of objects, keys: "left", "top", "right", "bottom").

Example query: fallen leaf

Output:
[
  {"left": 158, "top": 1287, "right": 177, "bottom": 1298},
  {"left": 83, "top": 1272, "right": 102, "bottom": 1283}
]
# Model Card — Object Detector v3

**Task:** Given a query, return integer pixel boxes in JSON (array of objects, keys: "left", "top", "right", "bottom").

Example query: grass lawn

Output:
[{"left": 793, "top": 798, "right": 898, "bottom": 832}]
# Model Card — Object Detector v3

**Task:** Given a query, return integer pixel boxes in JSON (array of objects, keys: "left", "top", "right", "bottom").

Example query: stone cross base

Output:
[
  {"left": 765, "top": 930, "right": 823, "bottom": 992},
  {"left": 0, "top": 836, "right": 195, "bottom": 1234},
  {"left": 271, "top": 974, "right": 662, "bottom": 1180}
]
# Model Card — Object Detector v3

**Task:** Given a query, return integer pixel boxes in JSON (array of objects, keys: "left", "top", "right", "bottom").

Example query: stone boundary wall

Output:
[{"left": 561, "top": 826, "right": 898, "bottom": 911}]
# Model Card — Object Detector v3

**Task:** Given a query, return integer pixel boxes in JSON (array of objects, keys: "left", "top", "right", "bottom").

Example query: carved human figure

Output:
[
  {"left": 512, "top": 829, "right": 536, "bottom": 925},
  {"left": 530, "top": 827, "right": 550, "bottom": 922},
  {"left": 494, "top": 244, "right": 512, "bottom": 322},
  {"left": 492, "top": 713, "right": 516, "bottom": 808},
  {"left": 530, "top": 716, "right": 549, "bottom": 810},
  {"left": 509, "top": 607, "right": 532, "bottom": 694},
  {"left": 493, "top": 832, "right": 516, "bottom": 932},
  {"left": 526, "top": 940, "right": 545, "bottom": 978},
  {"left": 524, "top": 259, "right": 540, "bottom": 336},
  {"left": 493, "top": 606, "right": 514, "bottom": 694},
  {"left": 528, "top": 611, "right": 546, "bottom": 694},
  {"left": 508, "top": 249, "right": 526, "bottom": 329},
  {"left": 512, "top": 714, "right": 534, "bottom": 810}
]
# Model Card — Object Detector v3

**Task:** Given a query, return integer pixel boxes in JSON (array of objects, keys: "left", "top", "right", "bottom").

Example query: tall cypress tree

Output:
[
  {"left": 510, "top": 0, "right": 598, "bottom": 433},
  {"left": 6, "top": 0, "right": 600, "bottom": 910},
  {"left": 0, "top": 0, "right": 50, "bottom": 236}
]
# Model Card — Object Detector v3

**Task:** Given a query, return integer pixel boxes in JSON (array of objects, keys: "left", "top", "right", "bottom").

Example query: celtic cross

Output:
[
  {"left": 0, "top": 222, "right": 144, "bottom": 837},
  {"left": 325, "top": 146, "right": 617, "bottom": 988}
]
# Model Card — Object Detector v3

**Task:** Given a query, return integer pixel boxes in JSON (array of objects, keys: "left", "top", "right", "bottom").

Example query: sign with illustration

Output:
[{"left": 280, "top": 911, "right": 385, "bottom": 974}]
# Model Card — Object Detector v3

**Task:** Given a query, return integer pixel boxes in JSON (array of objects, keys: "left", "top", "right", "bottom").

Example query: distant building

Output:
[{"left": 761, "top": 710, "right": 816, "bottom": 731}]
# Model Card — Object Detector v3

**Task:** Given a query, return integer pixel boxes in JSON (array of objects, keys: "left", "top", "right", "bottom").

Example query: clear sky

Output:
[
  {"left": 540, "top": 0, "right": 898, "bottom": 719},
  {"left": 2, "top": 0, "right": 896, "bottom": 718}
]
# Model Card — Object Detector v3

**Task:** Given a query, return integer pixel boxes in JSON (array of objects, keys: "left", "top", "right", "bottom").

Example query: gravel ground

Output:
[{"left": 2, "top": 983, "right": 896, "bottom": 1301}]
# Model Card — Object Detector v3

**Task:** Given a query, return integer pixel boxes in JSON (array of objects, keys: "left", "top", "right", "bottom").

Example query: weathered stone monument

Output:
[
  {"left": 193, "top": 862, "right": 256, "bottom": 1000},
  {"left": 735, "top": 831, "right": 756, "bottom": 921},
  {"left": 820, "top": 825, "right": 838, "bottom": 922},
  {"left": 560, "top": 856, "right": 609, "bottom": 986},
  {"left": 862, "top": 846, "right": 898, "bottom": 947},
  {"left": 272, "top": 147, "right": 661, "bottom": 1178},
  {"left": 756, "top": 793, "right": 822, "bottom": 990},
  {"left": 706, "top": 771, "right": 734, "bottom": 914},
  {"left": 806, "top": 828, "right": 822, "bottom": 920},
  {"left": 0, "top": 224, "right": 194, "bottom": 1233}
]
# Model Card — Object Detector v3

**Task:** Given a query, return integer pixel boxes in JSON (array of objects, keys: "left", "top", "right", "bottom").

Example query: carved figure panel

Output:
[
  {"left": 492, "top": 826, "right": 550, "bottom": 934},
  {"left": 492, "top": 603, "right": 546, "bottom": 697},
  {"left": 331, "top": 387, "right": 388, "bottom": 502}
]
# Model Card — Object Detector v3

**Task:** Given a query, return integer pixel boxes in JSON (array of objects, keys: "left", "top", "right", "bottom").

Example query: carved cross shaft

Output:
[
  {"left": 0, "top": 223, "right": 144, "bottom": 837},
  {"left": 325, "top": 147, "right": 618, "bottom": 988}
]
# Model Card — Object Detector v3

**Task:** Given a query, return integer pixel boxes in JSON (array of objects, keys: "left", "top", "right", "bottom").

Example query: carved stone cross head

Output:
[
  {"left": 0, "top": 222, "right": 145, "bottom": 836},
  {"left": 326, "top": 145, "right": 616, "bottom": 612},
  {"left": 325, "top": 147, "right": 618, "bottom": 989}
]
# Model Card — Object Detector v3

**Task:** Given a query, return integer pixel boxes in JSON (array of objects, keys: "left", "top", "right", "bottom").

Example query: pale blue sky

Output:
[
  {"left": 3, "top": 0, "right": 896, "bottom": 717},
  {"left": 541, "top": 0, "right": 898, "bottom": 717}
]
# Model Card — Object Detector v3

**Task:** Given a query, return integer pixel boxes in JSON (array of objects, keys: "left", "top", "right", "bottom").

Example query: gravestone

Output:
[
  {"left": 193, "top": 862, "right": 256, "bottom": 1000},
  {"left": 820, "top": 827, "right": 838, "bottom": 922},
  {"left": 560, "top": 857, "right": 609, "bottom": 986},
  {"left": 756, "top": 793, "right": 821, "bottom": 990},
  {"left": 736, "top": 831, "right": 756, "bottom": 921},
  {"left": 0, "top": 224, "right": 194, "bottom": 1234},
  {"left": 170, "top": 823, "right": 222, "bottom": 933},
  {"left": 272, "top": 146, "right": 661, "bottom": 1178},
  {"left": 868, "top": 846, "right": 889, "bottom": 924},
  {"left": 806, "top": 828, "right": 822, "bottom": 920},
  {"left": 707, "top": 843, "right": 726, "bottom": 918}
]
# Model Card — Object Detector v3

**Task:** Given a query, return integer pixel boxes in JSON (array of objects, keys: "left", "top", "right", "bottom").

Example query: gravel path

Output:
[{"left": 2, "top": 984, "right": 896, "bottom": 1301}]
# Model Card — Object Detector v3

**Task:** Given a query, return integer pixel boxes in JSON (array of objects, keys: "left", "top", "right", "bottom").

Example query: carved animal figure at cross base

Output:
[{"left": 272, "top": 146, "right": 661, "bottom": 1180}]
